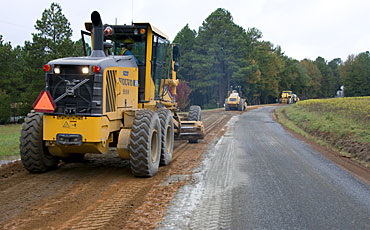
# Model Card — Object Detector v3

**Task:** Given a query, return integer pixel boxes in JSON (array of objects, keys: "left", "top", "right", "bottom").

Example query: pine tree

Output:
[
  {"left": 192, "top": 8, "right": 249, "bottom": 107},
  {"left": 0, "top": 35, "right": 15, "bottom": 123},
  {"left": 341, "top": 52, "right": 370, "bottom": 96},
  {"left": 19, "top": 2, "right": 82, "bottom": 113},
  {"left": 33, "top": 2, "right": 73, "bottom": 59}
]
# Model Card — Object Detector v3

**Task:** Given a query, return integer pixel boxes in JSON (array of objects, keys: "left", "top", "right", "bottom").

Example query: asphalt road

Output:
[{"left": 159, "top": 106, "right": 370, "bottom": 229}]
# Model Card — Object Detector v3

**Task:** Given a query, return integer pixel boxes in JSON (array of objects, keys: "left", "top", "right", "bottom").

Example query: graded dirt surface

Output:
[{"left": 0, "top": 108, "right": 242, "bottom": 230}]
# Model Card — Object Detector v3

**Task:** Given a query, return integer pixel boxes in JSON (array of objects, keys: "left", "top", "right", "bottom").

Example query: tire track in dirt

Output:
[
  {"left": 121, "top": 111, "right": 240, "bottom": 229},
  {"left": 2, "top": 166, "right": 129, "bottom": 229},
  {"left": 65, "top": 180, "right": 144, "bottom": 229}
]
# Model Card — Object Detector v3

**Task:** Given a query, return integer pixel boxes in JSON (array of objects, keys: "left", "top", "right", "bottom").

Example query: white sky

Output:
[{"left": 0, "top": 0, "right": 369, "bottom": 61}]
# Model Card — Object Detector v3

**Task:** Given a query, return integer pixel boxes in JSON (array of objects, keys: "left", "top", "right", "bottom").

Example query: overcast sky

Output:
[{"left": 1, "top": 0, "right": 369, "bottom": 61}]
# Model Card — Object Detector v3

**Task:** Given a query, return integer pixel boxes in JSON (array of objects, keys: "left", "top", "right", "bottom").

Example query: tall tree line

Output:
[
  {"left": 174, "top": 8, "right": 370, "bottom": 108},
  {"left": 0, "top": 3, "right": 83, "bottom": 123},
  {"left": 0, "top": 6, "right": 369, "bottom": 123}
]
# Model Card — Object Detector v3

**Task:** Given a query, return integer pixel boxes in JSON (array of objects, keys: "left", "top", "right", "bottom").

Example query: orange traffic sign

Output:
[{"left": 33, "top": 91, "right": 56, "bottom": 113}]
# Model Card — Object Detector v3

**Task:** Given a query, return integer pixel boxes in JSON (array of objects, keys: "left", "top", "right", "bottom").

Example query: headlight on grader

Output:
[
  {"left": 82, "top": 67, "right": 89, "bottom": 74},
  {"left": 54, "top": 67, "right": 61, "bottom": 74}
]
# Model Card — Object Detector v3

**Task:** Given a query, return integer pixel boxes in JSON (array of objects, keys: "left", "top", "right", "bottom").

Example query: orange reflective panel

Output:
[{"left": 33, "top": 91, "right": 56, "bottom": 113}]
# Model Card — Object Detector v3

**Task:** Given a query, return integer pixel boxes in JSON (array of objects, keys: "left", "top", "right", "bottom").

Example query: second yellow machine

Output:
[
  {"left": 225, "top": 86, "right": 247, "bottom": 111},
  {"left": 279, "top": 91, "right": 299, "bottom": 104},
  {"left": 20, "top": 11, "right": 204, "bottom": 177}
]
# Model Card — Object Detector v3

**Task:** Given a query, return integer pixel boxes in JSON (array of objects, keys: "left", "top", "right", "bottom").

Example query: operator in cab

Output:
[{"left": 120, "top": 38, "right": 138, "bottom": 64}]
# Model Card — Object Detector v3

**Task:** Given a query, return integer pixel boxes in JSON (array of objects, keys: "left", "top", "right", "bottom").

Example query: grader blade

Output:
[{"left": 179, "top": 121, "right": 204, "bottom": 140}]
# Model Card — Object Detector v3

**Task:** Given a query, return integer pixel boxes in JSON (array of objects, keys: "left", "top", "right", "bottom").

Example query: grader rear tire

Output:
[
  {"left": 129, "top": 110, "right": 162, "bottom": 177},
  {"left": 20, "top": 111, "right": 59, "bottom": 173},
  {"left": 157, "top": 109, "right": 174, "bottom": 166}
]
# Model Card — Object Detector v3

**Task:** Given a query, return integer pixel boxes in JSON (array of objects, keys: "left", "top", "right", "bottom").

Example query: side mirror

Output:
[
  {"left": 172, "top": 45, "right": 181, "bottom": 72},
  {"left": 174, "top": 62, "right": 180, "bottom": 72},
  {"left": 172, "top": 45, "right": 180, "bottom": 62}
]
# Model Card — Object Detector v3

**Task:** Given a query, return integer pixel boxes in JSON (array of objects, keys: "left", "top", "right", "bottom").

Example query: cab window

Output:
[
  {"left": 151, "top": 35, "right": 168, "bottom": 97},
  {"left": 111, "top": 36, "right": 147, "bottom": 65},
  {"left": 81, "top": 31, "right": 92, "bottom": 56}
]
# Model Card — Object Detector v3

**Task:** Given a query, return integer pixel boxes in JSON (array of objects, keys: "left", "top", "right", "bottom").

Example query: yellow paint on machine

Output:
[
  {"left": 103, "top": 67, "right": 139, "bottom": 121},
  {"left": 43, "top": 115, "right": 120, "bottom": 142}
]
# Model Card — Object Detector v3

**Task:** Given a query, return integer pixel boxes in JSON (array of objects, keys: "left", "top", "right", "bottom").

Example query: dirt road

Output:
[{"left": 0, "top": 109, "right": 241, "bottom": 229}]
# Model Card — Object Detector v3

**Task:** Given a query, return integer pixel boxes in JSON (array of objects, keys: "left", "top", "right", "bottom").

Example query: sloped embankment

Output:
[{"left": 275, "top": 97, "right": 370, "bottom": 168}]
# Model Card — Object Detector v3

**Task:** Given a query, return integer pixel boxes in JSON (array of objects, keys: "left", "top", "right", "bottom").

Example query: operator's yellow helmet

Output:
[{"left": 123, "top": 38, "right": 134, "bottom": 44}]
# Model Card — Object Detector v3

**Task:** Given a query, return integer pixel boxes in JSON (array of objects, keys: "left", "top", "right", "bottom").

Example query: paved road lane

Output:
[
  {"left": 231, "top": 106, "right": 370, "bottom": 229},
  {"left": 159, "top": 106, "right": 370, "bottom": 229}
]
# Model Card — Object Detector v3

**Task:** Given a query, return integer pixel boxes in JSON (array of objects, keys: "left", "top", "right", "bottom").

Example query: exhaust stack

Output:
[{"left": 90, "top": 11, "right": 105, "bottom": 57}]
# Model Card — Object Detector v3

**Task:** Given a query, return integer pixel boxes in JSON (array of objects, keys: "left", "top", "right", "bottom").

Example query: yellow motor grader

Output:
[{"left": 20, "top": 11, "right": 204, "bottom": 177}]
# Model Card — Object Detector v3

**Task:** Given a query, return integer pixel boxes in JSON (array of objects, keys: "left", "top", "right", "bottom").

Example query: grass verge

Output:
[
  {"left": 275, "top": 97, "right": 370, "bottom": 169},
  {"left": 0, "top": 124, "right": 21, "bottom": 160}
]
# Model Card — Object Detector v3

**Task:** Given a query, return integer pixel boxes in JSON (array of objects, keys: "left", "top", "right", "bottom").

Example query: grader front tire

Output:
[
  {"left": 129, "top": 110, "right": 162, "bottom": 177},
  {"left": 158, "top": 109, "right": 174, "bottom": 166},
  {"left": 19, "top": 112, "right": 59, "bottom": 173}
]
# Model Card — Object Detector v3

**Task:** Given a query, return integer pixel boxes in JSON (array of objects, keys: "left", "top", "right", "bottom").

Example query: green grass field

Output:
[
  {"left": 0, "top": 124, "right": 22, "bottom": 160},
  {"left": 275, "top": 96, "right": 370, "bottom": 167}
]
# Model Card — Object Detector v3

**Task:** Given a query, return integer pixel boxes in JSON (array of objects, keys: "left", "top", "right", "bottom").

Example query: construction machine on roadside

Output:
[
  {"left": 279, "top": 90, "right": 293, "bottom": 104},
  {"left": 279, "top": 91, "right": 299, "bottom": 104},
  {"left": 224, "top": 86, "right": 247, "bottom": 111},
  {"left": 20, "top": 11, "right": 204, "bottom": 177}
]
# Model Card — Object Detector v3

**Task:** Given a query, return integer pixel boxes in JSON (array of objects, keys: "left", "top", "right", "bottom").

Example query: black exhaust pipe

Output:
[{"left": 90, "top": 11, "right": 105, "bottom": 57}]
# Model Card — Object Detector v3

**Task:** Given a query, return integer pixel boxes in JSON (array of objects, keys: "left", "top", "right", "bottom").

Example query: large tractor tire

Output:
[
  {"left": 129, "top": 110, "right": 162, "bottom": 177},
  {"left": 20, "top": 111, "right": 59, "bottom": 173},
  {"left": 188, "top": 105, "right": 202, "bottom": 143},
  {"left": 189, "top": 105, "right": 201, "bottom": 121},
  {"left": 157, "top": 109, "right": 174, "bottom": 166}
]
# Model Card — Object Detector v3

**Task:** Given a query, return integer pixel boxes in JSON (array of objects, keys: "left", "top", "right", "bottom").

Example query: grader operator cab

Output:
[
  {"left": 225, "top": 86, "right": 247, "bottom": 111},
  {"left": 20, "top": 11, "right": 204, "bottom": 177}
]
